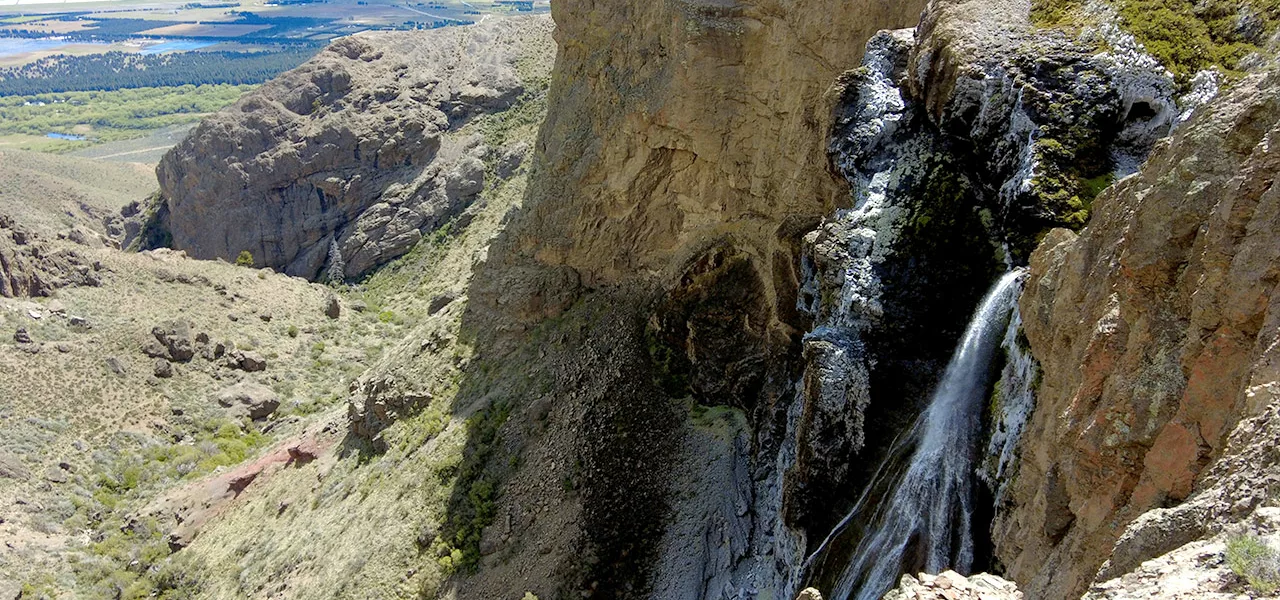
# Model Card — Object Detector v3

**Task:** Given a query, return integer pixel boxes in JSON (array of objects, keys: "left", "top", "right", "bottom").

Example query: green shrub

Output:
[
  {"left": 438, "top": 401, "right": 512, "bottom": 573},
  {"left": 1227, "top": 533, "right": 1280, "bottom": 594},
  {"left": 235, "top": 250, "right": 254, "bottom": 268}
]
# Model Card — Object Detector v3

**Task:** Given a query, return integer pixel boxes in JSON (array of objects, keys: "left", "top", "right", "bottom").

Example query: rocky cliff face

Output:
[
  {"left": 794, "top": 0, "right": 1190, "bottom": 589},
  {"left": 994, "top": 64, "right": 1280, "bottom": 598},
  {"left": 152, "top": 16, "right": 552, "bottom": 280},
  {"left": 30, "top": 0, "right": 1280, "bottom": 597},
  {"left": 418, "top": 0, "right": 939, "bottom": 594}
]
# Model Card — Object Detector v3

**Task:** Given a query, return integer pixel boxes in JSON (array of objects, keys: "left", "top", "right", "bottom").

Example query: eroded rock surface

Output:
[
  {"left": 996, "top": 66, "right": 1280, "bottom": 599},
  {"left": 882, "top": 571, "right": 1022, "bottom": 600},
  {"left": 0, "top": 214, "right": 100, "bottom": 298},
  {"left": 215, "top": 382, "right": 281, "bottom": 420},
  {"left": 152, "top": 16, "right": 553, "bottom": 280}
]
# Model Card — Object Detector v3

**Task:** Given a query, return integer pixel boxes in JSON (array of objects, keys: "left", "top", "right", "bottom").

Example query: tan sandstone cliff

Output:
[{"left": 491, "top": 0, "right": 927, "bottom": 300}]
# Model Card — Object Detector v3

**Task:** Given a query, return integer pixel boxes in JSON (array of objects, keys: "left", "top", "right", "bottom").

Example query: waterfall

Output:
[
  {"left": 979, "top": 304, "right": 1039, "bottom": 503},
  {"left": 805, "top": 269, "right": 1025, "bottom": 600}
]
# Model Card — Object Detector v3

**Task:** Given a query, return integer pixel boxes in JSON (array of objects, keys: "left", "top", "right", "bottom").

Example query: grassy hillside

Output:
[
  {"left": 0, "top": 149, "right": 155, "bottom": 234},
  {"left": 0, "top": 15, "right": 557, "bottom": 599}
]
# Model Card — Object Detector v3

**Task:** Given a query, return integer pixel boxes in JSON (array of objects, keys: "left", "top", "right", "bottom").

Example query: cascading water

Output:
[{"left": 805, "top": 269, "right": 1025, "bottom": 600}]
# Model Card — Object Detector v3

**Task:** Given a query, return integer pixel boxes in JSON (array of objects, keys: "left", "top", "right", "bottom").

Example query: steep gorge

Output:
[{"left": 38, "top": 0, "right": 1280, "bottom": 596}]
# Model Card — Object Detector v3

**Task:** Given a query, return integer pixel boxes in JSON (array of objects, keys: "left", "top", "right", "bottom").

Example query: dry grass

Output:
[
  {"left": 0, "top": 15, "right": 555, "bottom": 598},
  {"left": 0, "top": 242, "right": 409, "bottom": 595},
  {"left": 0, "top": 149, "right": 154, "bottom": 235}
]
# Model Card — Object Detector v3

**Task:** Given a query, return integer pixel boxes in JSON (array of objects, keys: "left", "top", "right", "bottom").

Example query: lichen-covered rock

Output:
[
  {"left": 152, "top": 16, "right": 553, "bottom": 280},
  {"left": 215, "top": 382, "right": 281, "bottom": 420},
  {"left": 994, "top": 66, "right": 1280, "bottom": 599},
  {"left": 1086, "top": 418, "right": 1280, "bottom": 599}
]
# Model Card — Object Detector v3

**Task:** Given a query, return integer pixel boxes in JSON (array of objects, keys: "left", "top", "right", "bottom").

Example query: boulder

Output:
[
  {"left": 286, "top": 440, "right": 320, "bottom": 466},
  {"left": 427, "top": 291, "right": 458, "bottom": 315},
  {"left": 151, "top": 320, "right": 196, "bottom": 362},
  {"left": 105, "top": 356, "right": 127, "bottom": 376},
  {"left": 43, "top": 466, "right": 68, "bottom": 484},
  {"left": 167, "top": 529, "right": 192, "bottom": 553},
  {"left": 142, "top": 340, "right": 168, "bottom": 358},
  {"left": 12, "top": 328, "right": 30, "bottom": 344},
  {"left": 0, "top": 452, "right": 29, "bottom": 481},
  {"left": 215, "top": 382, "right": 280, "bottom": 420},
  {"left": 154, "top": 359, "right": 174, "bottom": 379},
  {"left": 236, "top": 351, "right": 267, "bottom": 372}
]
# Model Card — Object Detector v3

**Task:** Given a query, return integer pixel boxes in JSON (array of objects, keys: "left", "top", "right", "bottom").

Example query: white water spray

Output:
[{"left": 806, "top": 269, "right": 1025, "bottom": 600}]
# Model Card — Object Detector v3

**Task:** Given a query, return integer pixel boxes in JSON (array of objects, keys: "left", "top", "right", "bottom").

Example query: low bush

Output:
[{"left": 1227, "top": 533, "right": 1280, "bottom": 594}]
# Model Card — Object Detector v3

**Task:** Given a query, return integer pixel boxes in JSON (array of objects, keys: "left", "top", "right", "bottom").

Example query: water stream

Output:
[{"left": 804, "top": 269, "right": 1025, "bottom": 600}]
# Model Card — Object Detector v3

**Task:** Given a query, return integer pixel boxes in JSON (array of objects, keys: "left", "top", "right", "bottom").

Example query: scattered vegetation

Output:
[
  {"left": 1227, "top": 533, "right": 1280, "bottom": 594},
  {"left": 235, "top": 250, "right": 255, "bottom": 268},
  {"left": 0, "top": 49, "right": 316, "bottom": 96},
  {"left": 1118, "top": 0, "right": 1278, "bottom": 82},
  {"left": 0, "top": 84, "right": 254, "bottom": 149},
  {"left": 1030, "top": 0, "right": 1087, "bottom": 29},
  {"left": 436, "top": 400, "right": 512, "bottom": 573},
  {"left": 50, "top": 418, "right": 269, "bottom": 597},
  {"left": 1031, "top": 136, "right": 1113, "bottom": 229}
]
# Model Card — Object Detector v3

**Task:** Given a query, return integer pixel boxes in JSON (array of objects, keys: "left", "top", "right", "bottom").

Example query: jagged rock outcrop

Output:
[
  {"left": 995, "top": 65, "right": 1280, "bottom": 598},
  {"left": 882, "top": 571, "right": 1022, "bottom": 600},
  {"left": 1084, "top": 405, "right": 1280, "bottom": 598},
  {"left": 0, "top": 214, "right": 101, "bottom": 297},
  {"left": 151, "top": 16, "right": 553, "bottom": 280}
]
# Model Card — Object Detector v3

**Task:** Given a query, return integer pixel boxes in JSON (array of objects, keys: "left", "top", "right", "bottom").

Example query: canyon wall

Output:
[
  {"left": 996, "top": 65, "right": 1280, "bottom": 598},
  {"left": 152, "top": 16, "right": 553, "bottom": 280},
  {"left": 112, "top": 0, "right": 1280, "bottom": 596}
]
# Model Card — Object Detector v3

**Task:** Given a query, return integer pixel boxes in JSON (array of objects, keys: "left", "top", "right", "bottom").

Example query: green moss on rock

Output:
[{"left": 1119, "top": 0, "right": 1277, "bottom": 82}]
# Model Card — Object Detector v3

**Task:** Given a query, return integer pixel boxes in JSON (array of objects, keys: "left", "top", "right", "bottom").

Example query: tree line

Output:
[{"left": 0, "top": 49, "right": 319, "bottom": 96}]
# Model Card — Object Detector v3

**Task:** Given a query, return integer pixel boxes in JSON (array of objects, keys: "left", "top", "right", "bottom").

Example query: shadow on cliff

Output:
[{"left": 443, "top": 267, "right": 687, "bottom": 598}]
